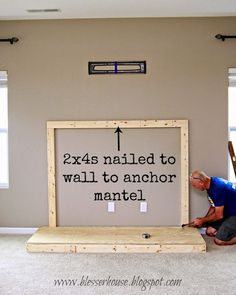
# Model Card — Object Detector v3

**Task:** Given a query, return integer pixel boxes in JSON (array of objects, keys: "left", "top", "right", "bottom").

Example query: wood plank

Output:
[
  {"left": 47, "top": 128, "right": 56, "bottom": 227},
  {"left": 26, "top": 226, "right": 206, "bottom": 253},
  {"left": 228, "top": 141, "right": 236, "bottom": 177},
  {"left": 160, "top": 244, "right": 206, "bottom": 253},
  {"left": 47, "top": 119, "right": 186, "bottom": 129},
  {"left": 181, "top": 120, "right": 189, "bottom": 224},
  {"left": 27, "top": 244, "right": 161, "bottom": 253}
]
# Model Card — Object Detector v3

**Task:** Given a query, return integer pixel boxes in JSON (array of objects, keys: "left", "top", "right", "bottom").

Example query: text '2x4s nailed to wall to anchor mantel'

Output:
[{"left": 60, "top": 152, "right": 178, "bottom": 202}]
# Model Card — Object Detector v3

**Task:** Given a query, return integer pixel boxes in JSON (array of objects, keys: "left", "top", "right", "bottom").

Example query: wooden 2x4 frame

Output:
[{"left": 47, "top": 120, "right": 189, "bottom": 227}]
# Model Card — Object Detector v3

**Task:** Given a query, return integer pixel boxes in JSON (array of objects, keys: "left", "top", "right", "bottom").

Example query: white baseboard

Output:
[{"left": 0, "top": 227, "right": 38, "bottom": 234}]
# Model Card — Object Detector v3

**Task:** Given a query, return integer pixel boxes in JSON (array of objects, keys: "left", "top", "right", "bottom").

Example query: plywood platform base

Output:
[{"left": 26, "top": 226, "right": 206, "bottom": 253}]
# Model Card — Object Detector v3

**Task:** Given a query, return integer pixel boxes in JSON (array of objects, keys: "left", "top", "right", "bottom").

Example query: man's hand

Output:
[
  {"left": 192, "top": 217, "right": 205, "bottom": 228},
  {"left": 191, "top": 206, "right": 224, "bottom": 228}
]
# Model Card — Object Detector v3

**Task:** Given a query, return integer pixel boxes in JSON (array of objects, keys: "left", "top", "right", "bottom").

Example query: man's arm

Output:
[
  {"left": 205, "top": 205, "right": 215, "bottom": 217},
  {"left": 193, "top": 206, "right": 224, "bottom": 227}
]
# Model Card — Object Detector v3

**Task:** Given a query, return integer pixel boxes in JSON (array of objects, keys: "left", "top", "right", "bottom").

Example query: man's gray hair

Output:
[{"left": 191, "top": 170, "right": 209, "bottom": 181}]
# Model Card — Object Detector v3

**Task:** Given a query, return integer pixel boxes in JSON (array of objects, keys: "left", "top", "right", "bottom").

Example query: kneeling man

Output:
[{"left": 190, "top": 170, "right": 236, "bottom": 245}]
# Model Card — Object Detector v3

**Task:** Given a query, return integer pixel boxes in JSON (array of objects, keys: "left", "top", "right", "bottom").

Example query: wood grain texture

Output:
[
  {"left": 26, "top": 226, "right": 206, "bottom": 253},
  {"left": 47, "top": 127, "right": 56, "bottom": 227}
]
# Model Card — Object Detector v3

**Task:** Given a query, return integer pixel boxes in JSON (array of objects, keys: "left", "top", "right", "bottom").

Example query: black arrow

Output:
[{"left": 115, "top": 127, "right": 122, "bottom": 151}]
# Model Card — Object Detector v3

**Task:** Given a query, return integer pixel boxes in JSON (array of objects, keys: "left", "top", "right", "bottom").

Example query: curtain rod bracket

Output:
[
  {"left": 215, "top": 34, "right": 236, "bottom": 41},
  {"left": 0, "top": 37, "right": 19, "bottom": 44}
]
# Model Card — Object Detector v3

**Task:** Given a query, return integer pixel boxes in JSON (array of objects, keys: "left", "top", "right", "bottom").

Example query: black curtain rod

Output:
[
  {"left": 215, "top": 34, "right": 236, "bottom": 41},
  {"left": 0, "top": 37, "right": 19, "bottom": 44}
]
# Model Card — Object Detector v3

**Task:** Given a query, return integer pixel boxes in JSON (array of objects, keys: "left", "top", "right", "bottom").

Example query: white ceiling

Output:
[{"left": 0, "top": 0, "right": 236, "bottom": 20}]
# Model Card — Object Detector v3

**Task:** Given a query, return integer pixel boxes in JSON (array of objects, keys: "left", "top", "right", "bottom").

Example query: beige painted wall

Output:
[
  {"left": 55, "top": 127, "right": 181, "bottom": 226},
  {"left": 0, "top": 17, "right": 235, "bottom": 227}
]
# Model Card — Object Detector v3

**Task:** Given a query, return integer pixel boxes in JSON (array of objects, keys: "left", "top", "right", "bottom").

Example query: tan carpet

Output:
[{"left": 0, "top": 234, "right": 236, "bottom": 295}]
